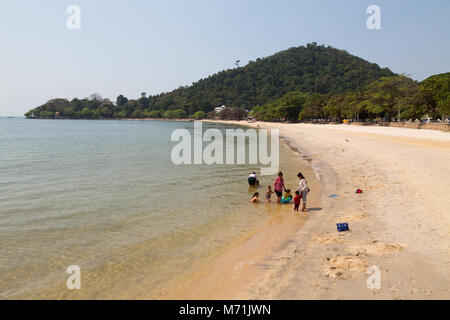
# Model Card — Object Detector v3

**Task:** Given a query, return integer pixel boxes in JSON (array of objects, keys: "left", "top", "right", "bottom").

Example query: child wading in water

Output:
[
  {"left": 250, "top": 192, "right": 259, "bottom": 203},
  {"left": 293, "top": 190, "right": 302, "bottom": 211},
  {"left": 281, "top": 189, "right": 293, "bottom": 203},
  {"left": 265, "top": 186, "right": 274, "bottom": 202}
]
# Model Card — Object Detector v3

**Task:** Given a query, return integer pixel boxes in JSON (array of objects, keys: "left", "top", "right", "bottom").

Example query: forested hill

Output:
[
  {"left": 182, "top": 43, "right": 395, "bottom": 109},
  {"left": 26, "top": 43, "right": 396, "bottom": 119}
]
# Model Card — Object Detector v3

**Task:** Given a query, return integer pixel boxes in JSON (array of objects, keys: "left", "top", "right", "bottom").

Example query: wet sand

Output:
[{"left": 198, "top": 121, "right": 450, "bottom": 300}]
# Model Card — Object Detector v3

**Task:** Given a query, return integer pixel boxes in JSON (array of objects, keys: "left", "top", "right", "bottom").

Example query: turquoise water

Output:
[{"left": 0, "top": 118, "right": 297, "bottom": 299}]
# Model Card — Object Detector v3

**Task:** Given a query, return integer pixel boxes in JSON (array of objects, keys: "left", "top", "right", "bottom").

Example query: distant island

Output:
[{"left": 25, "top": 43, "right": 449, "bottom": 122}]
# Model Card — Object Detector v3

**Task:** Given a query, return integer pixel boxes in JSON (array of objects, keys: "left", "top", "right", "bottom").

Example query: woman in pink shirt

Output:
[{"left": 273, "top": 171, "right": 286, "bottom": 203}]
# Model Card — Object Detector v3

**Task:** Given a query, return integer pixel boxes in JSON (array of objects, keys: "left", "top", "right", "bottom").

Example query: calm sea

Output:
[{"left": 0, "top": 118, "right": 300, "bottom": 299}]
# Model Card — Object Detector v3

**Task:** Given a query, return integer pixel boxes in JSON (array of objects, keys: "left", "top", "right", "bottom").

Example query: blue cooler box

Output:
[{"left": 337, "top": 223, "right": 349, "bottom": 232}]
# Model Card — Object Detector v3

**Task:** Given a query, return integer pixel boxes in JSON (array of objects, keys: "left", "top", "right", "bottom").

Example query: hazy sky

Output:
[{"left": 0, "top": 0, "right": 449, "bottom": 116}]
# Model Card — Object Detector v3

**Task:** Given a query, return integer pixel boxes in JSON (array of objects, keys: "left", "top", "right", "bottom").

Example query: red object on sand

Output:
[{"left": 356, "top": 189, "right": 363, "bottom": 194}]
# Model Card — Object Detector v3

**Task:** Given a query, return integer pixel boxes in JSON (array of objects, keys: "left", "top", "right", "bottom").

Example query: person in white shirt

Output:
[
  {"left": 248, "top": 172, "right": 258, "bottom": 186},
  {"left": 297, "top": 172, "right": 309, "bottom": 211}
]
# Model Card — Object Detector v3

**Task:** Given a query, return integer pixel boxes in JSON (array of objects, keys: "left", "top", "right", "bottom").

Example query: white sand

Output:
[{"left": 207, "top": 121, "right": 450, "bottom": 299}]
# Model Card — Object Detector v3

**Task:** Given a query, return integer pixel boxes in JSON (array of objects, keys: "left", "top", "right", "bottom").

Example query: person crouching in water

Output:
[
  {"left": 283, "top": 189, "right": 292, "bottom": 202},
  {"left": 248, "top": 172, "right": 259, "bottom": 186},
  {"left": 250, "top": 192, "right": 259, "bottom": 203},
  {"left": 297, "top": 172, "right": 310, "bottom": 211}
]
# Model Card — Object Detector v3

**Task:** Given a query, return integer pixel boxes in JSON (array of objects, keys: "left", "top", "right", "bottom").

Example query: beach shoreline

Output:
[
  {"left": 196, "top": 120, "right": 450, "bottom": 300},
  {"left": 166, "top": 136, "right": 323, "bottom": 299},
  {"left": 25, "top": 117, "right": 450, "bottom": 132}
]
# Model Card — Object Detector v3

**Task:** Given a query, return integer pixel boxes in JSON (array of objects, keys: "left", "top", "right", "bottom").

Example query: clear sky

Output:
[{"left": 0, "top": 0, "right": 449, "bottom": 116}]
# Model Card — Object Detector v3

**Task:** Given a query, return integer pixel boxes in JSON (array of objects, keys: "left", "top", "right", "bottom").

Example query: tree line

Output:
[{"left": 250, "top": 73, "right": 449, "bottom": 122}]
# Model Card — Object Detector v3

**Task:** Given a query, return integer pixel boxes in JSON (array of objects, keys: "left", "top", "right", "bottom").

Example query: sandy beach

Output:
[{"left": 185, "top": 121, "right": 450, "bottom": 300}]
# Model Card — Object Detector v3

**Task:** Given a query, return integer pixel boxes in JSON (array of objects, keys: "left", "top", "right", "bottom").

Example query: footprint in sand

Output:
[
  {"left": 389, "top": 286, "right": 400, "bottom": 293},
  {"left": 234, "top": 261, "right": 256, "bottom": 271},
  {"left": 312, "top": 234, "right": 346, "bottom": 244},
  {"left": 349, "top": 241, "right": 404, "bottom": 256},
  {"left": 337, "top": 214, "right": 367, "bottom": 222},
  {"left": 423, "top": 289, "right": 434, "bottom": 296},
  {"left": 324, "top": 256, "right": 370, "bottom": 279}
]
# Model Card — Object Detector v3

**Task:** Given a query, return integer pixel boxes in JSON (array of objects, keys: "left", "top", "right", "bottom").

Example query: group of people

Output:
[{"left": 249, "top": 171, "right": 310, "bottom": 212}]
